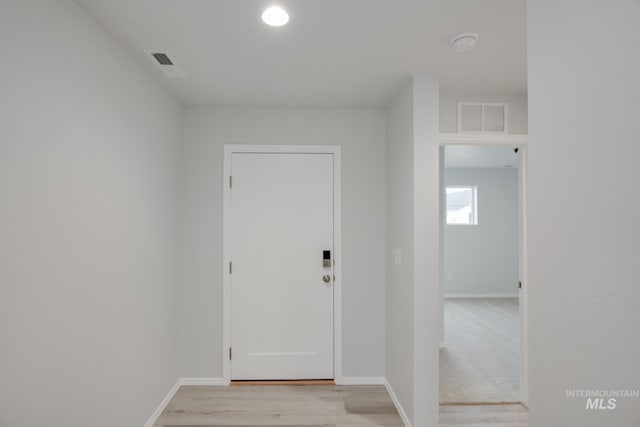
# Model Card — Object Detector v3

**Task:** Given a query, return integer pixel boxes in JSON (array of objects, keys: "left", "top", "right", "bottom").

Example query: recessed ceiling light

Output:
[
  {"left": 262, "top": 6, "right": 289, "bottom": 27},
  {"left": 450, "top": 32, "right": 479, "bottom": 52}
]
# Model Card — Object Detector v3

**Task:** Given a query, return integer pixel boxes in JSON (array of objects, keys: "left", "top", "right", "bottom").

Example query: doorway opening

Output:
[{"left": 439, "top": 144, "right": 526, "bottom": 405}]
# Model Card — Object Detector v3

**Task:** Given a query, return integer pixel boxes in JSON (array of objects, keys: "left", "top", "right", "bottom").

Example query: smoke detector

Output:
[{"left": 450, "top": 32, "right": 479, "bottom": 52}]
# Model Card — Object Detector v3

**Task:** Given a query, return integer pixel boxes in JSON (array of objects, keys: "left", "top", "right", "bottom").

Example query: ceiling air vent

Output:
[
  {"left": 145, "top": 50, "right": 187, "bottom": 78},
  {"left": 151, "top": 52, "right": 173, "bottom": 66},
  {"left": 458, "top": 102, "right": 508, "bottom": 133}
]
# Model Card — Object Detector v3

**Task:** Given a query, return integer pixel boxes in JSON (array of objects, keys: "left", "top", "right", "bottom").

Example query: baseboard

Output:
[
  {"left": 180, "top": 377, "right": 228, "bottom": 386},
  {"left": 143, "top": 378, "right": 181, "bottom": 427},
  {"left": 384, "top": 379, "right": 412, "bottom": 427},
  {"left": 340, "top": 376, "right": 385, "bottom": 385},
  {"left": 445, "top": 293, "right": 519, "bottom": 298},
  {"left": 143, "top": 377, "right": 228, "bottom": 426}
]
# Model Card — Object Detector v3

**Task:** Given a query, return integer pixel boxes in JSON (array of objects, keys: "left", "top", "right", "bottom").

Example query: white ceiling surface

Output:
[
  {"left": 445, "top": 145, "right": 518, "bottom": 168},
  {"left": 74, "top": 0, "right": 527, "bottom": 108}
]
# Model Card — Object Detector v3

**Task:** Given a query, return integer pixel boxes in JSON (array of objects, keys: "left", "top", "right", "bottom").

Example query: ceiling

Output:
[
  {"left": 74, "top": 0, "right": 527, "bottom": 108},
  {"left": 445, "top": 145, "right": 519, "bottom": 168}
]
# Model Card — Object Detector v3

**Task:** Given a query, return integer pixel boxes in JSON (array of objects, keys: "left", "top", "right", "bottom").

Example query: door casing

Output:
[{"left": 222, "top": 145, "right": 343, "bottom": 385}]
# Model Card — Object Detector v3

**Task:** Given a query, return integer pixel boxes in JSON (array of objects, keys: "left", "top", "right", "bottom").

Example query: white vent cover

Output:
[
  {"left": 458, "top": 102, "right": 508, "bottom": 133},
  {"left": 145, "top": 50, "right": 187, "bottom": 78}
]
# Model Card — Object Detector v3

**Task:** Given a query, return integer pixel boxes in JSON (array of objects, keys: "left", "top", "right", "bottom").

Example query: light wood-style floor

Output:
[
  {"left": 155, "top": 385, "right": 403, "bottom": 426},
  {"left": 440, "top": 298, "right": 520, "bottom": 403},
  {"left": 154, "top": 385, "right": 527, "bottom": 427},
  {"left": 440, "top": 403, "right": 528, "bottom": 426}
]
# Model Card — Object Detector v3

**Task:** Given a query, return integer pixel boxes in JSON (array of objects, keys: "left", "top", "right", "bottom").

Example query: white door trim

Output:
[
  {"left": 517, "top": 145, "right": 529, "bottom": 407},
  {"left": 438, "top": 134, "right": 528, "bottom": 406},
  {"left": 222, "top": 145, "right": 342, "bottom": 384}
]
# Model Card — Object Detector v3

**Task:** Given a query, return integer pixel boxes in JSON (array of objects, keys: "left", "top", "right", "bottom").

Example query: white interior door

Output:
[{"left": 230, "top": 153, "right": 334, "bottom": 380}]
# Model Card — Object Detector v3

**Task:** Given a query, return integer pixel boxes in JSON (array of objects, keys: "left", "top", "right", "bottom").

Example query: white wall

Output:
[
  {"left": 440, "top": 93, "right": 528, "bottom": 134},
  {"left": 386, "top": 80, "right": 416, "bottom": 422},
  {"left": 386, "top": 75, "right": 440, "bottom": 427},
  {"left": 0, "top": 1, "right": 182, "bottom": 426},
  {"left": 412, "top": 75, "right": 441, "bottom": 427},
  {"left": 444, "top": 167, "right": 518, "bottom": 296},
  {"left": 528, "top": 1, "right": 640, "bottom": 426},
  {"left": 179, "top": 108, "right": 387, "bottom": 379}
]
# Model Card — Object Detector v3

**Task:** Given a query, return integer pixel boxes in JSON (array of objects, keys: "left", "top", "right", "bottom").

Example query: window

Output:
[{"left": 446, "top": 186, "right": 477, "bottom": 225}]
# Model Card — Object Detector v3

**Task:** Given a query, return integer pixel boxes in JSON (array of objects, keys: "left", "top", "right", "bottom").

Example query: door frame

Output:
[
  {"left": 222, "top": 144, "right": 343, "bottom": 385},
  {"left": 438, "top": 133, "right": 529, "bottom": 406}
]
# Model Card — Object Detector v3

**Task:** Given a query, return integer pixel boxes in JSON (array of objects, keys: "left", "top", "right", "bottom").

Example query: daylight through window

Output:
[{"left": 446, "top": 186, "right": 477, "bottom": 225}]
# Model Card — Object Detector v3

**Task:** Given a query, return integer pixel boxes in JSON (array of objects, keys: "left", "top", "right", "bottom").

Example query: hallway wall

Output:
[
  {"left": 528, "top": 1, "right": 640, "bottom": 425},
  {"left": 385, "top": 75, "right": 440, "bottom": 427},
  {"left": 179, "top": 108, "right": 387, "bottom": 379},
  {"left": 385, "top": 79, "right": 416, "bottom": 422},
  {"left": 0, "top": 1, "right": 183, "bottom": 426}
]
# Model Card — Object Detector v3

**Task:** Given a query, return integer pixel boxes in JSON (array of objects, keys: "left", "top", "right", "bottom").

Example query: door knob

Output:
[{"left": 322, "top": 274, "right": 331, "bottom": 283}]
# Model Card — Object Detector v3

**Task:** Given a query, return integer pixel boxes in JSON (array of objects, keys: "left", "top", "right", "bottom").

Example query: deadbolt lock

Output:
[
  {"left": 322, "top": 274, "right": 331, "bottom": 283},
  {"left": 323, "top": 250, "right": 332, "bottom": 268}
]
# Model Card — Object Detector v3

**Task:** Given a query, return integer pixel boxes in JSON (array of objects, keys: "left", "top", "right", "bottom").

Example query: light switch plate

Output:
[{"left": 393, "top": 249, "right": 402, "bottom": 266}]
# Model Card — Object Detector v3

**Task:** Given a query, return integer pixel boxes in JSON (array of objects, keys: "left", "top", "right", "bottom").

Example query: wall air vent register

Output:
[{"left": 458, "top": 102, "right": 508, "bottom": 133}]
